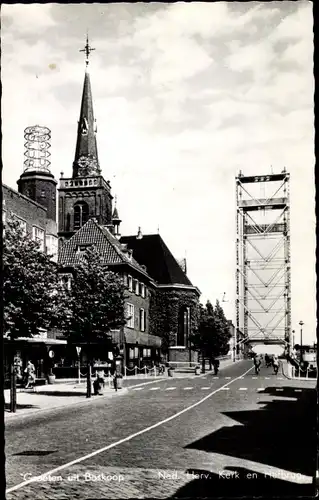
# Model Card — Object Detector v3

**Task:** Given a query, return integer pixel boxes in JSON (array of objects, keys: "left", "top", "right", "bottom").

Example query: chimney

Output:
[{"left": 136, "top": 226, "right": 143, "bottom": 240}]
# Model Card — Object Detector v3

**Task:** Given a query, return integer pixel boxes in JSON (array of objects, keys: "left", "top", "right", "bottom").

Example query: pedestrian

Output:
[
  {"left": 272, "top": 355, "right": 279, "bottom": 375},
  {"left": 265, "top": 353, "right": 271, "bottom": 368},
  {"left": 113, "top": 370, "right": 119, "bottom": 392},
  {"left": 93, "top": 369, "right": 105, "bottom": 395},
  {"left": 212, "top": 358, "right": 220, "bottom": 375},
  {"left": 253, "top": 354, "right": 262, "bottom": 375},
  {"left": 24, "top": 360, "right": 36, "bottom": 389}
]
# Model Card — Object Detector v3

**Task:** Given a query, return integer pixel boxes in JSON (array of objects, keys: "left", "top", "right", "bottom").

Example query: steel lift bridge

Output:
[{"left": 236, "top": 170, "right": 291, "bottom": 354}]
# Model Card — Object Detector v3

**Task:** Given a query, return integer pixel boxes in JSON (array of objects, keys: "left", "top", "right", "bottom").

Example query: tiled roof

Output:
[
  {"left": 58, "top": 218, "right": 150, "bottom": 278},
  {"left": 120, "top": 234, "right": 194, "bottom": 287}
]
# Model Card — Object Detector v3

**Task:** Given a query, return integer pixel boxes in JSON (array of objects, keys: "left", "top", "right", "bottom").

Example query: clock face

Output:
[{"left": 77, "top": 155, "right": 98, "bottom": 176}]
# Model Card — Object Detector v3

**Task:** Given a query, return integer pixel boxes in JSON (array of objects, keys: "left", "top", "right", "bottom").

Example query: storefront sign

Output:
[{"left": 48, "top": 350, "right": 55, "bottom": 358}]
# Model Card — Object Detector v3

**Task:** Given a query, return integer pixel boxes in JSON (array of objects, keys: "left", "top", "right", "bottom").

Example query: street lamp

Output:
[
  {"left": 299, "top": 321, "right": 304, "bottom": 362},
  {"left": 292, "top": 330, "right": 295, "bottom": 349}
]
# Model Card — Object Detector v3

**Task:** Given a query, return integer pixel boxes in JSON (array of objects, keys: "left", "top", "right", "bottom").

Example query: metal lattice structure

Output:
[
  {"left": 236, "top": 170, "right": 291, "bottom": 351},
  {"left": 24, "top": 125, "right": 51, "bottom": 172}
]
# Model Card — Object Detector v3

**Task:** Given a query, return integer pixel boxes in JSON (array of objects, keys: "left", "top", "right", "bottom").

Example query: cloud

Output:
[{"left": 1, "top": 3, "right": 56, "bottom": 34}]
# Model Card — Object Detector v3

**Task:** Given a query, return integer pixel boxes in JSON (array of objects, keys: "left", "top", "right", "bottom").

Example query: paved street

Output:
[{"left": 5, "top": 360, "right": 317, "bottom": 499}]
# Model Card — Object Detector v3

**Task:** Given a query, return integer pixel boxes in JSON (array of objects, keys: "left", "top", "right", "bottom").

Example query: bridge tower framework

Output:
[{"left": 235, "top": 170, "right": 291, "bottom": 353}]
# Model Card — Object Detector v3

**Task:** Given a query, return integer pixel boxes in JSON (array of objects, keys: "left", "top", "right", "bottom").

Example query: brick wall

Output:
[
  {"left": 123, "top": 279, "right": 151, "bottom": 339},
  {"left": 17, "top": 172, "right": 57, "bottom": 222}
]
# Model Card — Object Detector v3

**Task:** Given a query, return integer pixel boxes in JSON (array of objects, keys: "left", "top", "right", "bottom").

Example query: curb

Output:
[{"left": 4, "top": 388, "right": 129, "bottom": 422}]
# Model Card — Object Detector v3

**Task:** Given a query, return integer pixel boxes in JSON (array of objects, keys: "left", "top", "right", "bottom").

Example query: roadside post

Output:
[{"left": 76, "top": 346, "right": 81, "bottom": 384}]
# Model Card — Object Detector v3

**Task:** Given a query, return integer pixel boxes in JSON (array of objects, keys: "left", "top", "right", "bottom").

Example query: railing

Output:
[{"left": 291, "top": 365, "right": 316, "bottom": 380}]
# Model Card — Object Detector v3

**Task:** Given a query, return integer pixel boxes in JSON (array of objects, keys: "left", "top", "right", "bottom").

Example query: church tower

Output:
[{"left": 58, "top": 36, "right": 113, "bottom": 239}]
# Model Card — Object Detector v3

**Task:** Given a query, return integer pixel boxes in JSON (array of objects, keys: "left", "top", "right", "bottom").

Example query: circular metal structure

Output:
[{"left": 23, "top": 125, "right": 51, "bottom": 172}]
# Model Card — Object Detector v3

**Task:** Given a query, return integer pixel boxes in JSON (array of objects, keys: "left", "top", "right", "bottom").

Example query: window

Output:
[
  {"left": 40, "top": 190, "right": 46, "bottom": 198},
  {"left": 123, "top": 274, "right": 128, "bottom": 286},
  {"left": 17, "top": 218, "right": 27, "bottom": 236},
  {"left": 126, "top": 303, "right": 134, "bottom": 328},
  {"left": 46, "top": 235, "right": 58, "bottom": 262},
  {"left": 128, "top": 275, "right": 133, "bottom": 292},
  {"left": 60, "top": 275, "right": 72, "bottom": 291},
  {"left": 135, "top": 280, "right": 139, "bottom": 295},
  {"left": 129, "top": 348, "right": 134, "bottom": 360},
  {"left": 139, "top": 308, "right": 146, "bottom": 332},
  {"left": 32, "top": 226, "right": 45, "bottom": 251},
  {"left": 140, "top": 283, "right": 146, "bottom": 298},
  {"left": 134, "top": 347, "right": 139, "bottom": 358},
  {"left": 73, "top": 201, "right": 89, "bottom": 230},
  {"left": 177, "top": 306, "right": 191, "bottom": 346},
  {"left": 143, "top": 348, "right": 151, "bottom": 357}
]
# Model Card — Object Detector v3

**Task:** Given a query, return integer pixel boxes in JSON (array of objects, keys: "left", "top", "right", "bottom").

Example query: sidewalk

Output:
[{"left": 4, "top": 359, "right": 243, "bottom": 420}]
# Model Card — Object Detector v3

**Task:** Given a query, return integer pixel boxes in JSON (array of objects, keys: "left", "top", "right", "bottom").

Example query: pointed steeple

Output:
[
  {"left": 112, "top": 195, "right": 122, "bottom": 238},
  {"left": 72, "top": 35, "right": 100, "bottom": 178}
]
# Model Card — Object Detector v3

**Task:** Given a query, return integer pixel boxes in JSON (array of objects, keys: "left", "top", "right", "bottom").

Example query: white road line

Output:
[
  {"left": 183, "top": 387, "right": 193, "bottom": 390},
  {"left": 149, "top": 387, "right": 160, "bottom": 391},
  {"left": 239, "top": 388, "right": 247, "bottom": 391},
  {"left": 277, "top": 377, "right": 283, "bottom": 380},
  {"left": 294, "top": 389, "right": 302, "bottom": 392},
  {"left": 201, "top": 387, "right": 210, "bottom": 390},
  {"left": 212, "top": 377, "right": 219, "bottom": 379},
  {"left": 225, "top": 377, "right": 231, "bottom": 379},
  {"left": 252, "top": 376, "right": 258, "bottom": 379},
  {"left": 220, "top": 387, "right": 230, "bottom": 391},
  {"left": 276, "top": 388, "right": 284, "bottom": 392},
  {"left": 257, "top": 388, "right": 265, "bottom": 392},
  {"left": 6, "top": 365, "right": 254, "bottom": 494},
  {"left": 165, "top": 387, "right": 176, "bottom": 391},
  {"left": 132, "top": 387, "right": 143, "bottom": 391},
  {"left": 264, "top": 377, "right": 270, "bottom": 379}
]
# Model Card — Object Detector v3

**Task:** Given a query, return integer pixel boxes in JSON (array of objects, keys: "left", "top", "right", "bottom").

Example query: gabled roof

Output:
[
  {"left": 58, "top": 218, "right": 150, "bottom": 279},
  {"left": 120, "top": 234, "right": 194, "bottom": 287}
]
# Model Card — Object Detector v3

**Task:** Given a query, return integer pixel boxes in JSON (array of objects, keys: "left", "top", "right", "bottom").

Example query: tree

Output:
[
  {"left": 3, "top": 219, "right": 67, "bottom": 411},
  {"left": 62, "top": 247, "right": 126, "bottom": 397},
  {"left": 190, "top": 300, "right": 231, "bottom": 372},
  {"left": 3, "top": 220, "right": 66, "bottom": 339}
]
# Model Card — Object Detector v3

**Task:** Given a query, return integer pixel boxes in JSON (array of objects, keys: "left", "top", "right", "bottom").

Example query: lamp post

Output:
[
  {"left": 299, "top": 321, "right": 304, "bottom": 363},
  {"left": 292, "top": 330, "right": 295, "bottom": 349}
]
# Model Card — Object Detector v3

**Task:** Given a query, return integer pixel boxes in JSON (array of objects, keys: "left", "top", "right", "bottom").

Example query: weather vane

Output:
[{"left": 80, "top": 33, "right": 95, "bottom": 66}]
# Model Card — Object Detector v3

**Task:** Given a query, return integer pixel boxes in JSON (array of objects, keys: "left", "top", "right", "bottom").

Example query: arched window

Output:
[
  {"left": 73, "top": 201, "right": 89, "bottom": 230},
  {"left": 177, "top": 306, "right": 191, "bottom": 346}
]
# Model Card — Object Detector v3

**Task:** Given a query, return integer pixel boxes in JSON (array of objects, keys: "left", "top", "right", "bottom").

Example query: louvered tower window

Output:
[{"left": 74, "top": 201, "right": 89, "bottom": 230}]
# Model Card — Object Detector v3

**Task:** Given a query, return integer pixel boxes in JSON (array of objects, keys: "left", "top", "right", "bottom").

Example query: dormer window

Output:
[{"left": 76, "top": 243, "right": 92, "bottom": 256}]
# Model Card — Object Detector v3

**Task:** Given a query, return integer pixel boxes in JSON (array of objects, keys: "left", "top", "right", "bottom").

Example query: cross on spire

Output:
[{"left": 80, "top": 33, "right": 95, "bottom": 67}]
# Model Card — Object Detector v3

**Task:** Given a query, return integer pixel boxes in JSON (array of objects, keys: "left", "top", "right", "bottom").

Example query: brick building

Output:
[
  {"left": 2, "top": 183, "right": 58, "bottom": 261},
  {"left": 56, "top": 39, "right": 201, "bottom": 366}
]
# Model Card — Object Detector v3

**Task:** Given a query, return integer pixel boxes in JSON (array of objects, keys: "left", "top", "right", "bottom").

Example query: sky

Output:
[{"left": 1, "top": 2, "right": 316, "bottom": 344}]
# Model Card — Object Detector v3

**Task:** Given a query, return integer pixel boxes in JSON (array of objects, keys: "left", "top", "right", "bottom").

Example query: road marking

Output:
[
  {"left": 294, "top": 389, "right": 302, "bottom": 392},
  {"left": 220, "top": 387, "right": 230, "bottom": 391},
  {"left": 257, "top": 388, "right": 265, "bottom": 392},
  {"left": 252, "top": 376, "right": 258, "bottom": 379},
  {"left": 6, "top": 365, "right": 254, "bottom": 494},
  {"left": 276, "top": 388, "right": 284, "bottom": 392},
  {"left": 212, "top": 377, "right": 219, "bottom": 379},
  {"left": 239, "top": 388, "right": 247, "bottom": 391},
  {"left": 277, "top": 377, "right": 283, "bottom": 380},
  {"left": 264, "top": 377, "right": 270, "bottom": 379},
  {"left": 225, "top": 377, "right": 231, "bottom": 379},
  {"left": 149, "top": 387, "right": 160, "bottom": 391},
  {"left": 238, "top": 377, "right": 244, "bottom": 379},
  {"left": 183, "top": 387, "right": 193, "bottom": 390},
  {"left": 201, "top": 387, "right": 210, "bottom": 390},
  {"left": 132, "top": 387, "right": 143, "bottom": 391},
  {"left": 165, "top": 387, "right": 176, "bottom": 391}
]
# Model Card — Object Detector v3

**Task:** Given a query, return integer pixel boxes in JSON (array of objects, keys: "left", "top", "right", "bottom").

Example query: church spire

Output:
[{"left": 72, "top": 35, "right": 100, "bottom": 178}]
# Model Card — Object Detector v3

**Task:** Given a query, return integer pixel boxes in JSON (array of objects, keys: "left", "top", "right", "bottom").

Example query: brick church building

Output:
[
  {"left": 57, "top": 38, "right": 201, "bottom": 365},
  {"left": 3, "top": 38, "right": 201, "bottom": 374}
]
